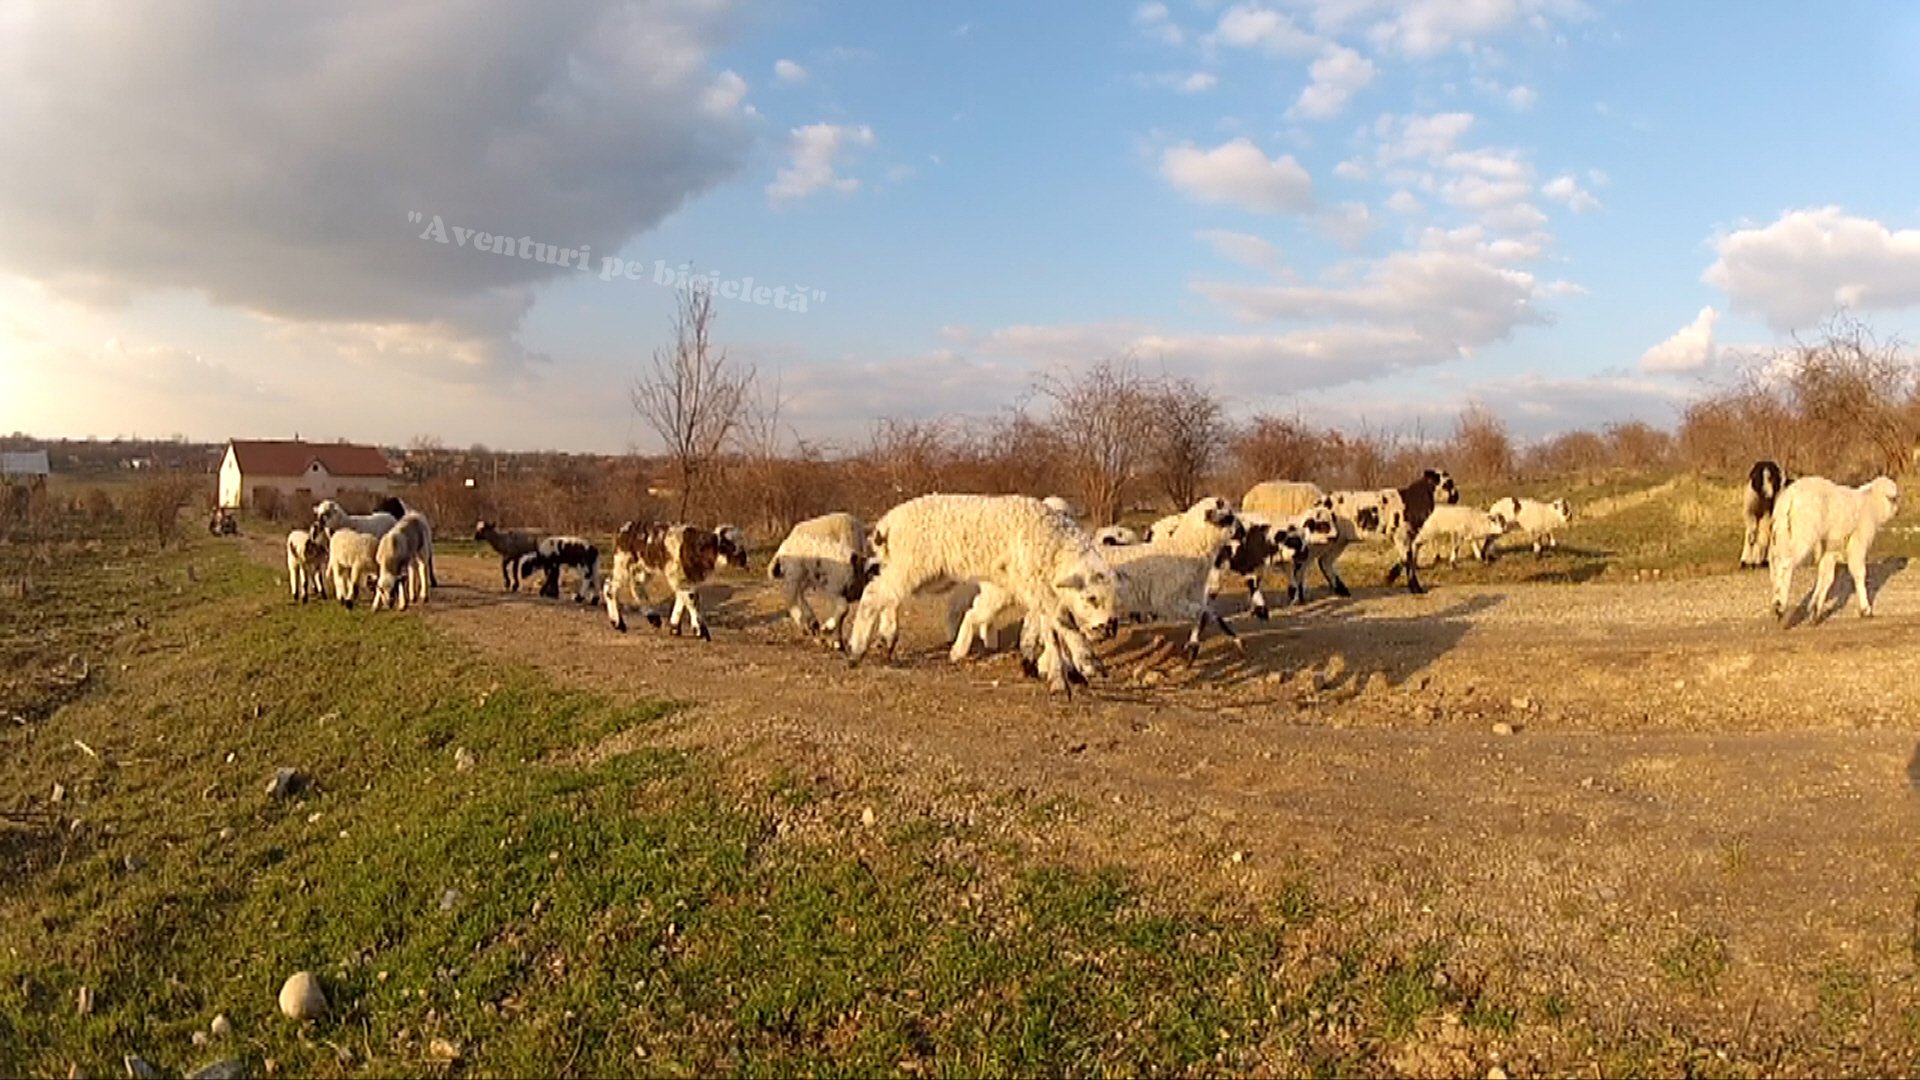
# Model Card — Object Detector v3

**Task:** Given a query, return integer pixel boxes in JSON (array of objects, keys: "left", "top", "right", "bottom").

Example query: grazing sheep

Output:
[
  {"left": 474, "top": 521, "right": 547, "bottom": 591},
  {"left": 603, "top": 521, "right": 747, "bottom": 638},
  {"left": 1488, "top": 496, "right": 1572, "bottom": 557},
  {"left": 1416, "top": 504, "right": 1507, "bottom": 566},
  {"left": 327, "top": 530, "right": 382, "bottom": 609},
  {"left": 769, "top": 512, "right": 878, "bottom": 648},
  {"left": 847, "top": 493, "right": 1121, "bottom": 694},
  {"left": 372, "top": 512, "right": 434, "bottom": 611},
  {"left": 312, "top": 499, "right": 397, "bottom": 542},
  {"left": 1092, "top": 525, "right": 1141, "bottom": 547},
  {"left": 1741, "top": 460, "right": 1787, "bottom": 569},
  {"left": 519, "top": 535, "right": 601, "bottom": 603},
  {"left": 1768, "top": 475, "right": 1900, "bottom": 623},
  {"left": 285, "top": 528, "right": 329, "bottom": 603}
]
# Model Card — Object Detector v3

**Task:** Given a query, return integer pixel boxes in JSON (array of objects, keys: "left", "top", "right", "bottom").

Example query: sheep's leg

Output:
[
  {"left": 678, "top": 590, "right": 710, "bottom": 641},
  {"left": 1319, "top": 549, "right": 1350, "bottom": 598},
  {"left": 1401, "top": 537, "right": 1426, "bottom": 595},
  {"left": 503, "top": 555, "right": 517, "bottom": 591},
  {"left": 787, "top": 582, "right": 819, "bottom": 636},
  {"left": 1247, "top": 571, "right": 1270, "bottom": 620},
  {"left": 1768, "top": 542, "right": 1799, "bottom": 620},
  {"left": 1183, "top": 605, "right": 1242, "bottom": 664},
  {"left": 821, "top": 595, "right": 849, "bottom": 647},
  {"left": 1847, "top": 540, "right": 1874, "bottom": 617},
  {"left": 846, "top": 583, "right": 898, "bottom": 666},
  {"left": 604, "top": 557, "right": 634, "bottom": 632},
  {"left": 1810, "top": 550, "right": 1841, "bottom": 622}
]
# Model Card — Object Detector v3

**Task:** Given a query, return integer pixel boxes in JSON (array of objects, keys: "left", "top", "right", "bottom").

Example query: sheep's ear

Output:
[{"left": 1054, "top": 571, "right": 1086, "bottom": 592}]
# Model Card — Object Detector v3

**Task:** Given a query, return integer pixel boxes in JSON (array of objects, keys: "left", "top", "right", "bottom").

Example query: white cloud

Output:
[
  {"left": 1542, "top": 174, "right": 1601, "bottom": 212},
  {"left": 1703, "top": 207, "right": 1920, "bottom": 331},
  {"left": 1196, "top": 229, "right": 1283, "bottom": 272},
  {"left": 1366, "top": 0, "right": 1548, "bottom": 57},
  {"left": 1377, "top": 112, "right": 1479, "bottom": 164},
  {"left": 1161, "top": 138, "right": 1314, "bottom": 214},
  {"left": 1317, "top": 201, "right": 1374, "bottom": 250},
  {"left": 1639, "top": 307, "right": 1719, "bottom": 373},
  {"left": 1179, "top": 71, "right": 1218, "bottom": 93},
  {"left": 1385, "top": 190, "right": 1425, "bottom": 215},
  {"left": 0, "top": 1, "right": 756, "bottom": 379},
  {"left": 767, "top": 123, "right": 876, "bottom": 205},
  {"left": 1211, "top": 4, "right": 1321, "bottom": 55},
  {"left": 1333, "top": 158, "right": 1369, "bottom": 181},
  {"left": 1506, "top": 84, "right": 1538, "bottom": 110},
  {"left": 1288, "top": 45, "right": 1377, "bottom": 121},
  {"left": 1135, "top": 2, "right": 1185, "bottom": 45},
  {"left": 773, "top": 58, "right": 808, "bottom": 83}
]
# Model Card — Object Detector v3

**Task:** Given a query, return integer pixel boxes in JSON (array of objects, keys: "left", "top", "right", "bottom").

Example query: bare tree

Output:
[
  {"left": 1447, "top": 403, "right": 1514, "bottom": 486},
  {"left": 631, "top": 281, "right": 753, "bottom": 519},
  {"left": 1036, "top": 357, "right": 1159, "bottom": 524},
  {"left": 1151, "top": 377, "right": 1227, "bottom": 508},
  {"left": 1781, "top": 314, "right": 1914, "bottom": 476}
]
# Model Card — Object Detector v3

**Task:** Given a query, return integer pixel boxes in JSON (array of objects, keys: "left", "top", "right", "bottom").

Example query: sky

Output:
[{"left": 5, "top": 0, "right": 1920, "bottom": 455}]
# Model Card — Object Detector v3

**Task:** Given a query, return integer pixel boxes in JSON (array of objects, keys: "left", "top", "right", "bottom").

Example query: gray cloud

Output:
[{"left": 0, "top": 1, "right": 755, "bottom": 372}]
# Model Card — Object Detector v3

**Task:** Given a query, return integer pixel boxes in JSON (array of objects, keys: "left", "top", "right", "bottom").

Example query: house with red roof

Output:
[{"left": 217, "top": 439, "right": 394, "bottom": 510}]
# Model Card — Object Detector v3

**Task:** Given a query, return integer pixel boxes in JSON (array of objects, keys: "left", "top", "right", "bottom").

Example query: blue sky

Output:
[{"left": 5, "top": 1, "right": 1920, "bottom": 453}]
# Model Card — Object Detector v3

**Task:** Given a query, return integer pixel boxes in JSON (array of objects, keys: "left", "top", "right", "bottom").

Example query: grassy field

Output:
[{"left": 0, "top": 534, "right": 1548, "bottom": 1078}]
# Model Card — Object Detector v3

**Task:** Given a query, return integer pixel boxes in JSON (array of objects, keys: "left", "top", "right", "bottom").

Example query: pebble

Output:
[
  {"left": 278, "top": 971, "right": 328, "bottom": 1021},
  {"left": 429, "top": 1038, "right": 462, "bottom": 1062},
  {"left": 210, "top": 1014, "right": 232, "bottom": 1038},
  {"left": 218, "top": 827, "right": 235, "bottom": 842},
  {"left": 1491, "top": 721, "right": 1516, "bottom": 737},
  {"left": 1509, "top": 695, "right": 1534, "bottom": 712},
  {"left": 264, "top": 767, "right": 303, "bottom": 799},
  {"left": 440, "top": 888, "right": 462, "bottom": 912},
  {"left": 1487, "top": 1068, "right": 1509, "bottom": 1080},
  {"left": 454, "top": 747, "right": 476, "bottom": 772},
  {"left": 50, "top": 782, "right": 65, "bottom": 803},
  {"left": 192, "top": 1030, "right": 209, "bottom": 1047},
  {"left": 187, "top": 1060, "right": 245, "bottom": 1080},
  {"left": 860, "top": 807, "right": 876, "bottom": 828},
  {"left": 76, "top": 985, "right": 94, "bottom": 1016}
]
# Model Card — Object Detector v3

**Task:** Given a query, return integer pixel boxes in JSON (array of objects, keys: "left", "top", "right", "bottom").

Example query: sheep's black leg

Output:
[{"left": 1403, "top": 542, "right": 1426, "bottom": 594}]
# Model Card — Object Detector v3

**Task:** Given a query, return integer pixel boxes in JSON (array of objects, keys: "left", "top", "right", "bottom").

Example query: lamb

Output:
[
  {"left": 1219, "top": 506, "right": 1335, "bottom": 618},
  {"left": 955, "top": 497, "right": 1245, "bottom": 664},
  {"left": 372, "top": 512, "right": 434, "bottom": 611},
  {"left": 1740, "top": 460, "right": 1787, "bottom": 569},
  {"left": 1416, "top": 504, "right": 1507, "bottom": 566},
  {"left": 474, "top": 521, "right": 548, "bottom": 590},
  {"left": 602, "top": 521, "right": 748, "bottom": 638},
  {"left": 312, "top": 499, "right": 397, "bottom": 542},
  {"left": 285, "top": 528, "right": 329, "bottom": 603},
  {"left": 1242, "top": 470, "right": 1460, "bottom": 599},
  {"left": 326, "top": 529, "right": 382, "bottom": 609},
  {"left": 376, "top": 497, "right": 438, "bottom": 586},
  {"left": 1092, "top": 525, "right": 1141, "bottom": 546},
  {"left": 768, "top": 512, "right": 878, "bottom": 648},
  {"left": 518, "top": 535, "right": 601, "bottom": 603},
  {"left": 1376, "top": 469, "right": 1461, "bottom": 594},
  {"left": 846, "top": 493, "right": 1121, "bottom": 694},
  {"left": 1487, "top": 496, "right": 1573, "bottom": 557},
  {"left": 1042, "top": 495, "right": 1075, "bottom": 516},
  {"left": 716, "top": 524, "right": 751, "bottom": 572},
  {"left": 1768, "top": 475, "right": 1900, "bottom": 623},
  {"left": 1240, "top": 481, "right": 1341, "bottom": 601}
]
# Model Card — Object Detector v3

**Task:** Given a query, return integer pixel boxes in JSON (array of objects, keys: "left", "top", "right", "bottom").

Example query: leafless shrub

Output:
[
  {"left": 1036, "top": 357, "right": 1160, "bottom": 525},
  {"left": 631, "top": 280, "right": 754, "bottom": 519},
  {"left": 1604, "top": 421, "right": 1674, "bottom": 473},
  {"left": 1447, "top": 404, "right": 1514, "bottom": 487},
  {"left": 1151, "top": 378, "right": 1228, "bottom": 508},
  {"left": 122, "top": 472, "right": 203, "bottom": 548},
  {"left": 1521, "top": 430, "right": 1611, "bottom": 481}
]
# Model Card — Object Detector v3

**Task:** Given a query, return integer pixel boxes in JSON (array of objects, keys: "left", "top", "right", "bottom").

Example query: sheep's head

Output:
[
  {"left": 715, "top": 525, "right": 750, "bottom": 571},
  {"left": 1868, "top": 476, "right": 1900, "bottom": 521},
  {"left": 842, "top": 553, "right": 883, "bottom": 602},
  {"left": 1424, "top": 469, "right": 1461, "bottom": 505},
  {"left": 1051, "top": 559, "right": 1120, "bottom": 641},
  {"left": 1299, "top": 503, "right": 1338, "bottom": 543},
  {"left": 312, "top": 500, "right": 346, "bottom": 534},
  {"left": 1552, "top": 498, "right": 1573, "bottom": 521},
  {"left": 473, "top": 520, "right": 495, "bottom": 541}
]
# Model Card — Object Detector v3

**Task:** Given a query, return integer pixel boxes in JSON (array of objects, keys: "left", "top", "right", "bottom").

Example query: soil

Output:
[{"left": 253, "top": 535, "right": 1920, "bottom": 1070}]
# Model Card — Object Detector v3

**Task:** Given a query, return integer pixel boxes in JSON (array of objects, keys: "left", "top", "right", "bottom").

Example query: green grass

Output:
[{"left": 0, "top": 538, "right": 1482, "bottom": 1077}]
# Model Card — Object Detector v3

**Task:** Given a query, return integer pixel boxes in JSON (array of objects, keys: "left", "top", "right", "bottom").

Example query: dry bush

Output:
[
  {"left": 80, "top": 487, "right": 116, "bottom": 523},
  {"left": 1521, "top": 430, "right": 1611, "bottom": 481},
  {"left": 1036, "top": 357, "right": 1158, "bottom": 525},
  {"left": 1230, "top": 414, "right": 1334, "bottom": 494},
  {"left": 1151, "top": 378, "right": 1228, "bottom": 509},
  {"left": 1604, "top": 421, "right": 1674, "bottom": 473},
  {"left": 251, "top": 487, "right": 287, "bottom": 522},
  {"left": 631, "top": 280, "right": 753, "bottom": 519},
  {"left": 856, "top": 417, "right": 954, "bottom": 514},
  {"left": 123, "top": 472, "right": 204, "bottom": 548},
  {"left": 1447, "top": 404, "right": 1514, "bottom": 487}
]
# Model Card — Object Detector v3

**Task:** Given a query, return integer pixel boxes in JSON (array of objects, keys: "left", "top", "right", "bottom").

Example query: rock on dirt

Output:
[
  {"left": 187, "top": 1060, "right": 245, "bottom": 1080},
  {"left": 1491, "top": 721, "right": 1516, "bottom": 736},
  {"left": 278, "top": 971, "right": 327, "bottom": 1020},
  {"left": 264, "top": 767, "right": 304, "bottom": 799}
]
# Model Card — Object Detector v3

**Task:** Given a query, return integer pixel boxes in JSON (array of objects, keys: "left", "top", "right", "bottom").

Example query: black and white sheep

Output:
[
  {"left": 1487, "top": 496, "right": 1572, "bottom": 557},
  {"left": 518, "top": 535, "right": 601, "bottom": 603},
  {"left": 1768, "top": 475, "right": 1900, "bottom": 623},
  {"left": 474, "top": 521, "right": 547, "bottom": 590},
  {"left": 768, "top": 512, "right": 878, "bottom": 648},
  {"left": 1218, "top": 507, "right": 1331, "bottom": 618},
  {"left": 1092, "top": 525, "right": 1142, "bottom": 546},
  {"left": 1242, "top": 470, "right": 1460, "bottom": 599},
  {"left": 602, "top": 521, "right": 748, "bottom": 637},
  {"left": 1740, "top": 460, "right": 1787, "bottom": 569},
  {"left": 285, "top": 528, "right": 329, "bottom": 603},
  {"left": 846, "top": 493, "right": 1121, "bottom": 694},
  {"left": 372, "top": 512, "right": 434, "bottom": 611}
]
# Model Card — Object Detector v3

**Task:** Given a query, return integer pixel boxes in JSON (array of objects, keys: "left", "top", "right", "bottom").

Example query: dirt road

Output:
[{"left": 279, "top": 536, "right": 1920, "bottom": 1068}]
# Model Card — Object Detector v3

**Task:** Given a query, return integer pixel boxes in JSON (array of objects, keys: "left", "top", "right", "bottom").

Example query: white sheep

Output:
[
  {"left": 1488, "top": 496, "right": 1572, "bottom": 556},
  {"left": 312, "top": 499, "right": 397, "bottom": 542},
  {"left": 846, "top": 493, "right": 1121, "bottom": 694},
  {"left": 1416, "top": 504, "right": 1507, "bottom": 566},
  {"left": 327, "top": 529, "right": 382, "bottom": 609},
  {"left": 1092, "top": 525, "right": 1141, "bottom": 547},
  {"left": 372, "top": 512, "right": 433, "bottom": 611},
  {"left": 1042, "top": 495, "right": 1075, "bottom": 516},
  {"left": 285, "top": 528, "right": 329, "bottom": 603},
  {"left": 1768, "top": 475, "right": 1900, "bottom": 623},
  {"left": 768, "top": 512, "right": 877, "bottom": 648},
  {"left": 957, "top": 496, "right": 1245, "bottom": 664}
]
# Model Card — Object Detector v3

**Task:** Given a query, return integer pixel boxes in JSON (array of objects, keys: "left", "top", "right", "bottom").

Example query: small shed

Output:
[
  {"left": 0, "top": 450, "right": 50, "bottom": 479},
  {"left": 218, "top": 439, "right": 393, "bottom": 510}
]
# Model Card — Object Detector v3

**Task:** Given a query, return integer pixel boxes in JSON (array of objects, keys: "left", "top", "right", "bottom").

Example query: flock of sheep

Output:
[{"left": 276, "top": 458, "right": 1902, "bottom": 697}]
